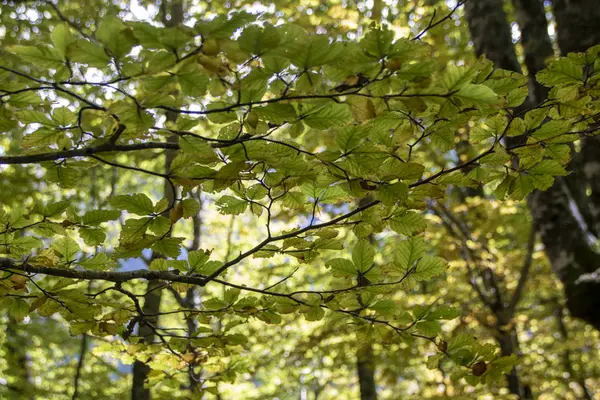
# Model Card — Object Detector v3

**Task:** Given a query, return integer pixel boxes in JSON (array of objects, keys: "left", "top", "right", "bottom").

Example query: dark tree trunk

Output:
[
  {"left": 543, "top": 0, "right": 600, "bottom": 330},
  {"left": 497, "top": 328, "right": 532, "bottom": 400},
  {"left": 357, "top": 344, "right": 377, "bottom": 400},
  {"left": 466, "top": 0, "right": 600, "bottom": 331},
  {"left": 464, "top": 0, "right": 522, "bottom": 74},
  {"left": 131, "top": 282, "right": 163, "bottom": 400},
  {"left": 511, "top": 0, "right": 554, "bottom": 104},
  {"left": 553, "top": 0, "right": 600, "bottom": 237},
  {"left": 552, "top": 0, "right": 600, "bottom": 55}
]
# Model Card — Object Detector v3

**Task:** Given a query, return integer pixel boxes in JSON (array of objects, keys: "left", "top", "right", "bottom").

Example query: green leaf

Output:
[
  {"left": 375, "top": 182, "right": 409, "bottom": 206},
  {"left": 303, "top": 102, "right": 352, "bottom": 129},
  {"left": 17, "top": 110, "right": 53, "bottom": 125},
  {"left": 195, "top": 12, "right": 255, "bottom": 39},
  {"left": 52, "top": 237, "right": 80, "bottom": 262},
  {"left": 149, "top": 258, "right": 169, "bottom": 271},
  {"left": 179, "top": 136, "right": 218, "bottom": 163},
  {"left": 327, "top": 258, "right": 357, "bottom": 278},
  {"left": 51, "top": 24, "right": 75, "bottom": 57},
  {"left": 536, "top": 58, "right": 583, "bottom": 87},
  {"left": 239, "top": 24, "right": 280, "bottom": 54},
  {"left": 216, "top": 195, "right": 248, "bottom": 215},
  {"left": 7, "top": 45, "right": 64, "bottom": 68},
  {"left": 203, "top": 298, "right": 228, "bottom": 311},
  {"left": 45, "top": 165, "right": 81, "bottom": 188},
  {"left": 177, "top": 66, "right": 210, "bottom": 97},
  {"left": 394, "top": 236, "right": 426, "bottom": 270},
  {"left": 302, "top": 305, "right": 325, "bottom": 321},
  {"left": 195, "top": 260, "right": 222, "bottom": 275},
  {"left": 78, "top": 253, "right": 115, "bottom": 271},
  {"left": 148, "top": 216, "right": 171, "bottom": 236},
  {"left": 110, "top": 194, "right": 155, "bottom": 215},
  {"left": 442, "top": 64, "right": 478, "bottom": 90},
  {"left": 151, "top": 237, "right": 182, "bottom": 258},
  {"left": 97, "top": 16, "right": 136, "bottom": 58},
  {"left": 188, "top": 250, "right": 211, "bottom": 272},
  {"left": 181, "top": 198, "right": 201, "bottom": 218},
  {"left": 68, "top": 39, "right": 112, "bottom": 67},
  {"left": 369, "top": 299, "right": 397, "bottom": 316},
  {"left": 79, "top": 228, "right": 106, "bottom": 246},
  {"left": 395, "top": 162, "right": 425, "bottom": 180},
  {"left": 415, "top": 320, "right": 441, "bottom": 336},
  {"left": 82, "top": 210, "right": 121, "bottom": 226},
  {"left": 531, "top": 120, "right": 572, "bottom": 141},
  {"left": 427, "top": 305, "right": 461, "bottom": 320},
  {"left": 224, "top": 288, "right": 241, "bottom": 304},
  {"left": 529, "top": 160, "right": 567, "bottom": 176},
  {"left": 360, "top": 27, "right": 394, "bottom": 59},
  {"left": 9, "top": 299, "right": 30, "bottom": 322},
  {"left": 352, "top": 240, "right": 375, "bottom": 273},
  {"left": 286, "top": 34, "right": 344, "bottom": 68},
  {"left": 120, "top": 217, "right": 151, "bottom": 243},
  {"left": 412, "top": 256, "right": 446, "bottom": 281},
  {"left": 508, "top": 174, "right": 535, "bottom": 200},
  {"left": 10, "top": 236, "right": 43, "bottom": 256},
  {"left": 388, "top": 212, "right": 427, "bottom": 236},
  {"left": 454, "top": 84, "right": 499, "bottom": 105}
]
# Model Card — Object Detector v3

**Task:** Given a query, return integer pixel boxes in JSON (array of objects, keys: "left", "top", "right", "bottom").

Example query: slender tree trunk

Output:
[
  {"left": 131, "top": 3, "right": 183, "bottom": 398},
  {"left": 4, "top": 321, "right": 33, "bottom": 399},
  {"left": 357, "top": 344, "right": 377, "bottom": 400},
  {"left": 496, "top": 327, "right": 532, "bottom": 399},
  {"left": 131, "top": 280, "right": 164, "bottom": 400},
  {"left": 356, "top": 198, "right": 377, "bottom": 400}
]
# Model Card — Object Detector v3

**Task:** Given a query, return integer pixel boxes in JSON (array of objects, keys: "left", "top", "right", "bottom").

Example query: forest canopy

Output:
[{"left": 1, "top": 0, "right": 600, "bottom": 399}]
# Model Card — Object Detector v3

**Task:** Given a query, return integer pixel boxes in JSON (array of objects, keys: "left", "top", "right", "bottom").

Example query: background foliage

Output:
[{"left": 0, "top": 0, "right": 599, "bottom": 399}]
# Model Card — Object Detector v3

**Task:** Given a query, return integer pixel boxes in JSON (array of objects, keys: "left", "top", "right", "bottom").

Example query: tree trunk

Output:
[
  {"left": 356, "top": 197, "right": 378, "bottom": 400},
  {"left": 552, "top": 0, "right": 600, "bottom": 55},
  {"left": 541, "top": 0, "right": 600, "bottom": 330},
  {"left": 4, "top": 321, "right": 33, "bottom": 399},
  {"left": 131, "top": 280, "right": 164, "bottom": 400},
  {"left": 357, "top": 343, "right": 377, "bottom": 400},
  {"left": 552, "top": 0, "right": 600, "bottom": 238},
  {"left": 510, "top": 0, "right": 553, "bottom": 104},
  {"left": 496, "top": 328, "right": 532, "bottom": 400},
  {"left": 131, "top": 3, "right": 183, "bottom": 398},
  {"left": 467, "top": 0, "right": 600, "bottom": 331},
  {"left": 464, "top": 0, "right": 522, "bottom": 74}
]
